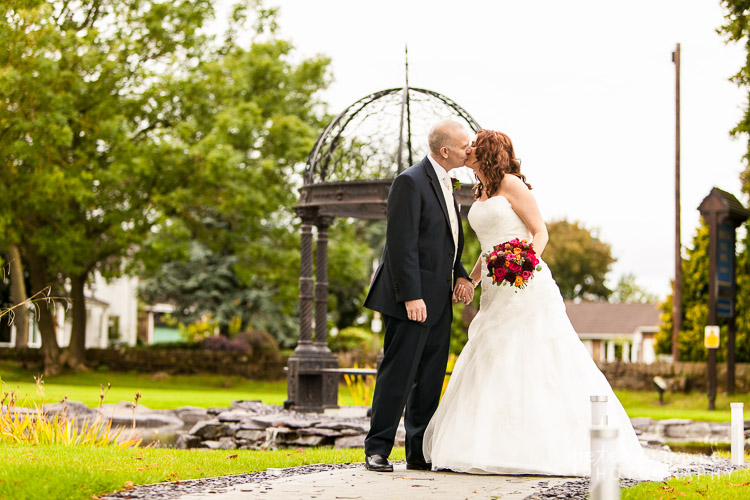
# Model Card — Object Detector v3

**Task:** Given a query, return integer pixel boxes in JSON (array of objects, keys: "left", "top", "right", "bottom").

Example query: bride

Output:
[{"left": 422, "top": 129, "right": 669, "bottom": 480}]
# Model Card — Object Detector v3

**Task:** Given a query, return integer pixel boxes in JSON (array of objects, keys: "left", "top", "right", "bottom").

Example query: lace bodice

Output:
[{"left": 467, "top": 196, "right": 531, "bottom": 253}]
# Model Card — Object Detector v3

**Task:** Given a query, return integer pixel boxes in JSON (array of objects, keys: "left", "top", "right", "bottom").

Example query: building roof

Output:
[{"left": 564, "top": 301, "right": 660, "bottom": 334}]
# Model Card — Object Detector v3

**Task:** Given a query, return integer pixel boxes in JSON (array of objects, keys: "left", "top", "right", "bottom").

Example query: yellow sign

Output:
[{"left": 705, "top": 325, "right": 720, "bottom": 349}]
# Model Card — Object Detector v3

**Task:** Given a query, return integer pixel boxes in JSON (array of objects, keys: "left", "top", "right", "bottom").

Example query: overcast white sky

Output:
[{"left": 231, "top": 1, "right": 748, "bottom": 298}]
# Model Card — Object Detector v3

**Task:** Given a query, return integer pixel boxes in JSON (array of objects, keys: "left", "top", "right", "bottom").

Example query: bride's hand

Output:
[{"left": 453, "top": 278, "right": 475, "bottom": 304}]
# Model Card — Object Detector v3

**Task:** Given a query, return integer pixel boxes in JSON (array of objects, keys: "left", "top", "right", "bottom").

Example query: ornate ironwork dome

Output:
[
  {"left": 304, "top": 87, "right": 480, "bottom": 185},
  {"left": 297, "top": 86, "right": 481, "bottom": 220}
]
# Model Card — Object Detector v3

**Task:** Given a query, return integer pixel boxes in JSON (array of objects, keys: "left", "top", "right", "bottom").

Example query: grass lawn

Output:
[
  {"left": 2, "top": 361, "right": 748, "bottom": 420},
  {"left": 615, "top": 389, "right": 750, "bottom": 423},
  {"left": 0, "top": 443, "right": 403, "bottom": 500},
  {"left": 623, "top": 467, "right": 750, "bottom": 499},
  {"left": 0, "top": 361, "right": 359, "bottom": 408}
]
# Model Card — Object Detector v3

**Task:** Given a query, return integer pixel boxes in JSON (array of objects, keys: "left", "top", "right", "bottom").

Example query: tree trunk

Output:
[
  {"left": 68, "top": 273, "right": 89, "bottom": 370},
  {"left": 7, "top": 244, "right": 29, "bottom": 347},
  {"left": 24, "top": 244, "right": 63, "bottom": 375}
]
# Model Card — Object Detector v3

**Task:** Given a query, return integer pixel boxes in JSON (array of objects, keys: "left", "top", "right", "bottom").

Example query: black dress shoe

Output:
[
  {"left": 406, "top": 461, "right": 432, "bottom": 471},
  {"left": 365, "top": 454, "right": 393, "bottom": 472}
]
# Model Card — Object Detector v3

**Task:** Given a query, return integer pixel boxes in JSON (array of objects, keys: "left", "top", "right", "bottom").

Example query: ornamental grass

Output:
[{"left": 1, "top": 375, "right": 140, "bottom": 448}]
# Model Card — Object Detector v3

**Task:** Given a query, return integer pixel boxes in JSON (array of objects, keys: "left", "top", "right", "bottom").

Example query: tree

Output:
[
  {"left": 654, "top": 222, "right": 738, "bottom": 361},
  {"left": 1, "top": 1, "right": 330, "bottom": 372},
  {"left": 610, "top": 273, "right": 658, "bottom": 304},
  {"left": 134, "top": 13, "right": 331, "bottom": 347},
  {"left": 720, "top": 1, "right": 750, "bottom": 191},
  {"left": 542, "top": 219, "right": 615, "bottom": 301}
]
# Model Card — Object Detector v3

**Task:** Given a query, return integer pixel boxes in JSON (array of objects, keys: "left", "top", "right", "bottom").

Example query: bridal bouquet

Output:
[{"left": 484, "top": 238, "right": 541, "bottom": 289}]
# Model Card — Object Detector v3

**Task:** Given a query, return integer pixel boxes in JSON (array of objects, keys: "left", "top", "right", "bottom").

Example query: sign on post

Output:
[{"left": 705, "top": 325, "right": 720, "bottom": 349}]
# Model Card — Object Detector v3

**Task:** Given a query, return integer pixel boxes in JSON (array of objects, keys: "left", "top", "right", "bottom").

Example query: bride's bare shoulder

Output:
[{"left": 499, "top": 174, "right": 530, "bottom": 198}]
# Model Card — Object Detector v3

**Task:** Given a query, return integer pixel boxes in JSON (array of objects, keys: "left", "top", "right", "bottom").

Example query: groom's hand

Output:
[
  {"left": 405, "top": 299, "right": 427, "bottom": 323},
  {"left": 453, "top": 278, "right": 475, "bottom": 304}
]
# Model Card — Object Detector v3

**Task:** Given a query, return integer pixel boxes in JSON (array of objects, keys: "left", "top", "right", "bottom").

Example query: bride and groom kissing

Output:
[{"left": 362, "top": 120, "right": 668, "bottom": 480}]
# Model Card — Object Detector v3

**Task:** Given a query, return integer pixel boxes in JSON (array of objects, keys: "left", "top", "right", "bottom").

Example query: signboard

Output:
[
  {"left": 705, "top": 325, "right": 720, "bottom": 349},
  {"left": 718, "top": 223, "right": 735, "bottom": 289},
  {"left": 718, "top": 297, "right": 734, "bottom": 318}
]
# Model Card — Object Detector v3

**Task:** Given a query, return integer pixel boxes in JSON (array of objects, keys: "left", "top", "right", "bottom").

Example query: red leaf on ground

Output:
[
  {"left": 726, "top": 482, "right": 750, "bottom": 487},
  {"left": 226, "top": 454, "right": 238, "bottom": 460},
  {"left": 123, "top": 481, "right": 135, "bottom": 490}
]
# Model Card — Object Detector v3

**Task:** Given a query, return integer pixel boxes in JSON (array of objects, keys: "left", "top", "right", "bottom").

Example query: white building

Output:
[
  {"left": 0, "top": 274, "right": 140, "bottom": 349},
  {"left": 564, "top": 301, "right": 661, "bottom": 364}
]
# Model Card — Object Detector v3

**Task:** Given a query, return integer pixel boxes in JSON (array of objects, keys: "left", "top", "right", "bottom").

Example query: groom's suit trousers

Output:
[{"left": 364, "top": 295, "right": 452, "bottom": 463}]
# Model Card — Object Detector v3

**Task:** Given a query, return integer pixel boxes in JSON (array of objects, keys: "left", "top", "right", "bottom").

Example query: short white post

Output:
[
  {"left": 731, "top": 402, "right": 745, "bottom": 466},
  {"left": 591, "top": 395, "right": 608, "bottom": 426},
  {"left": 590, "top": 426, "right": 620, "bottom": 500}
]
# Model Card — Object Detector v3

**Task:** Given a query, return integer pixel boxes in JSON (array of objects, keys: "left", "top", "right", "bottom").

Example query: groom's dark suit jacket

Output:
[{"left": 364, "top": 156, "right": 470, "bottom": 326}]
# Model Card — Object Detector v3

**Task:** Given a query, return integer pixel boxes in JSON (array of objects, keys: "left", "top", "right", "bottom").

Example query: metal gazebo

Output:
[{"left": 286, "top": 83, "right": 481, "bottom": 412}]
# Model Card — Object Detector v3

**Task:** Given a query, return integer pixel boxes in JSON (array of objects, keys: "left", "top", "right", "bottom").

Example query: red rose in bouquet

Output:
[{"left": 484, "top": 239, "right": 542, "bottom": 290}]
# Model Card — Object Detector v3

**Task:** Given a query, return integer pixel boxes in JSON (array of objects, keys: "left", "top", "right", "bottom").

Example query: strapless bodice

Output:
[{"left": 467, "top": 196, "right": 531, "bottom": 253}]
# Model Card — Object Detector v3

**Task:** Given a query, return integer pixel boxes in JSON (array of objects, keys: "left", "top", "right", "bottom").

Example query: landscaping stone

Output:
[
  {"left": 297, "top": 427, "right": 342, "bottom": 438},
  {"left": 175, "top": 434, "right": 202, "bottom": 449},
  {"left": 44, "top": 401, "right": 97, "bottom": 419},
  {"left": 189, "top": 421, "right": 227, "bottom": 440},
  {"left": 203, "top": 437, "right": 237, "bottom": 450},
  {"left": 252, "top": 415, "right": 322, "bottom": 428},
  {"left": 175, "top": 407, "right": 209, "bottom": 428},
  {"left": 334, "top": 434, "right": 366, "bottom": 448},
  {"left": 216, "top": 410, "right": 248, "bottom": 422},
  {"left": 235, "top": 429, "right": 265, "bottom": 441},
  {"left": 287, "top": 435, "right": 328, "bottom": 446},
  {"left": 664, "top": 421, "right": 712, "bottom": 439},
  {"left": 314, "top": 419, "right": 369, "bottom": 432}
]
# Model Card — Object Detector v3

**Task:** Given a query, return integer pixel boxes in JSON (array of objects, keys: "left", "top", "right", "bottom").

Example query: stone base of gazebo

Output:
[{"left": 285, "top": 348, "right": 339, "bottom": 413}]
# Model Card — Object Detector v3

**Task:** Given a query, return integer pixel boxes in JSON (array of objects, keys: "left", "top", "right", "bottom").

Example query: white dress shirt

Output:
[{"left": 427, "top": 155, "right": 459, "bottom": 261}]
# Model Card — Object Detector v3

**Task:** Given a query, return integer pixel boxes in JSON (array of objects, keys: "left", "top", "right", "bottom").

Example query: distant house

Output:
[
  {"left": 564, "top": 301, "right": 661, "bottom": 364},
  {"left": 0, "top": 273, "right": 146, "bottom": 349}
]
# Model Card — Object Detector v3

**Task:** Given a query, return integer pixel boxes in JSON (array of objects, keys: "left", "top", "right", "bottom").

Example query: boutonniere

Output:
[{"left": 451, "top": 178, "right": 461, "bottom": 192}]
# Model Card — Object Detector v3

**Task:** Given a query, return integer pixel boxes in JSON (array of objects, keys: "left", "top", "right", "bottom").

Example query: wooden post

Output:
[
  {"left": 707, "top": 212, "right": 718, "bottom": 411},
  {"left": 699, "top": 188, "right": 749, "bottom": 410},
  {"left": 672, "top": 43, "right": 682, "bottom": 363}
]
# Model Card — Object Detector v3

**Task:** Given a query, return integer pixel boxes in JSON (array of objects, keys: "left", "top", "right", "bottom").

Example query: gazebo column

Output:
[
  {"left": 298, "top": 218, "right": 316, "bottom": 352},
  {"left": 314, "top": 216, "right": 339, "bottom": 408},
  {"left": 286, "top": 209, "right": 339, "bottom": 412}
]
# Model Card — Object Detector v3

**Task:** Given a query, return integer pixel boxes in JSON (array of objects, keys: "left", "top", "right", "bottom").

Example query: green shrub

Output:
[{"left": 328, "top": 326, "right": 374, "bottom": 352}]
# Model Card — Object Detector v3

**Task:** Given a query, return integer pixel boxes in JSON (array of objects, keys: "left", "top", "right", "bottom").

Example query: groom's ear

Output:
[{"left": 440, "top": 146, "right": 449, "bottom": 158}]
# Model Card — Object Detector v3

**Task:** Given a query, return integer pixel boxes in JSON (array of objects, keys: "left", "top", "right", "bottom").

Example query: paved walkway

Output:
[{"left": 171, "top": 464, "right": 569, "bottom": 500}]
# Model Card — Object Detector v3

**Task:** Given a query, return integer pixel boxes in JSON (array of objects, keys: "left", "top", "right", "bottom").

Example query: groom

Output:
[{"left": 363, "top": 120, "right": 475, "bottom": 472}]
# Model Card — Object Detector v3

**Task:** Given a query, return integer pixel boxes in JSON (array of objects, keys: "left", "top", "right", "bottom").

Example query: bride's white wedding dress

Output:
[{"left": 423, "top": 195, "right": 669, "bottom": 480}]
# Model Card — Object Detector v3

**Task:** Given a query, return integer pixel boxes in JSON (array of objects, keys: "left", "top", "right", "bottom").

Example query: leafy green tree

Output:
[
  {"left": 134, "top": 19, "right": 331, "bottom": 347},
  {"left": 543, "top": 219, "right": 615, "bottom": 301},
  {"left": 720, "top": 1, "right": 750, "bottom": 191},
  {"left": 4, "top": 0, "right": 225, "bottom": 371},
  {"left": 1, "top": 1, "right": 330, "bottom": 372},
  {"left": 610, "top": 273, "right": 658, "bottom": 304},
  {"left": 734, "top": 227, "right": 750, "bottom": 362},
  {"left": 655, "top": 222, "right": 734, "bottom": 361},
  {"left": 327, "top": 220, "right": 378, "bottom": 332}
]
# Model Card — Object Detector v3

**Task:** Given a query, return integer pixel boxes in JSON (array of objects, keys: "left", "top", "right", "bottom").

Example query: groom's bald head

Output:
[
  {"left": 428, "top": 120, "right": 468, "bottom": 156},
  {"left": 428, "top": 120, "right": 470, "bottom": 171}
]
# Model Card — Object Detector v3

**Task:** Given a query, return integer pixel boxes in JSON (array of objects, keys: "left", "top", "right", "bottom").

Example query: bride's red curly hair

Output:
[{"left": 472, "top": 129, "right": 531, "bottom": 200}]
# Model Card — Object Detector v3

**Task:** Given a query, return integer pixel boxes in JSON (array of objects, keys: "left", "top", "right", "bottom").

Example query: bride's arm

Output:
[
  {"left": 501, "top": 175, "right": 548, "bottom": 255},
  {"left": 469, "top": 255, "right": 482, "bottom": 284}
]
